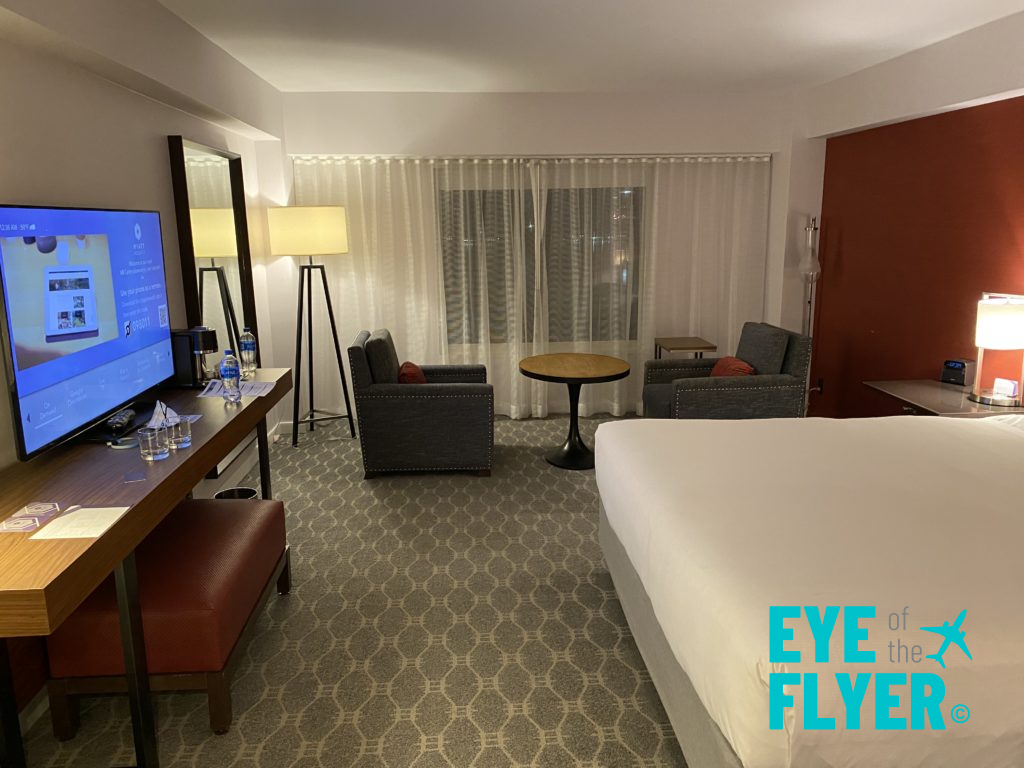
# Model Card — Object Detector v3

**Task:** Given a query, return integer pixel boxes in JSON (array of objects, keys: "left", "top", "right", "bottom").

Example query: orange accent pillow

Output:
[
  {"left": 710, "top": 356, "right": 755, "bottom": 377},
  {"left": 398, "top": 361, "right": 427, "bottom": 384}
]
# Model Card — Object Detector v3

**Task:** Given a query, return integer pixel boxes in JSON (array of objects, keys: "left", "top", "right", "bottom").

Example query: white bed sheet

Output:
[{"left": 596, "top": 416, "right": 1024, "bottom": 768}]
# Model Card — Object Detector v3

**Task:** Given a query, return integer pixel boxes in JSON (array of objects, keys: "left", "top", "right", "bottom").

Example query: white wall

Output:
[
  {"left": 283, "top": 91, "right": 794, "bottom": 157},
  {"left": 805, "top": 10, "right": 1024, "bottom": 137},
  {"left": 0, "top": 0, "right": 283, "bottom": 140},
  {"left": 0, "top": 41, "right": 285, "bottom": 470}
]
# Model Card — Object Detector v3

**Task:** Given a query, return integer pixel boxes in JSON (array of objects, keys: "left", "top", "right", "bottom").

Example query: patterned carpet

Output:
[{"left": 25, "top": 417, "right": 686, "bottom": 767}]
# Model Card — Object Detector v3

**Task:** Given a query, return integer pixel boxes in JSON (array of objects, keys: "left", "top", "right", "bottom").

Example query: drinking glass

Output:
[
  {"left": 167, "top": 418, "right": 192, "bottom": 450},
  {"left": 137, "top": 427, "right": 169, "bottom": 461}
]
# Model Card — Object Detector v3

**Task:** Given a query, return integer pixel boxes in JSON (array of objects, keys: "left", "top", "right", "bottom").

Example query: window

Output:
[{"left": 439, "top": 186, "right": 642, "bottom": 344}]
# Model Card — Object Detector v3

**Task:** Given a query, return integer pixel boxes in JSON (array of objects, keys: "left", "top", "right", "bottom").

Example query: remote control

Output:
[{"left": 106, "top": 408, "right": 136, "bottom": 435}]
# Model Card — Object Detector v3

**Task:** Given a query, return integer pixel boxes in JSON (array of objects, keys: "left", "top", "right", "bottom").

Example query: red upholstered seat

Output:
[{"left": 47, "top": 499, "right": 286, "bottom": 677}]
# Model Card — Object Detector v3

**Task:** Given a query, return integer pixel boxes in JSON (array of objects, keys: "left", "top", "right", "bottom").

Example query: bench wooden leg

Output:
[
  {"left": 47, "top": 680, "right": 79, "bottom": 741},
  {"left": 277, "top": 547, "right": 292, "bottom": 595},
  {"left": 207, "top": 672, "right": 232, "bottom": 735},
  {"left": 476, "top": 469, "right": 491, "bottom": 477}
]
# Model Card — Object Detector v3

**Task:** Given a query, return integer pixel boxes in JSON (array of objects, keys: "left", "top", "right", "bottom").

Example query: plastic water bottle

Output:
[
  {"left": 220, "top": 350, "right": 242, "bottom": 403},
  {"left": 239, "top": 327, "right": 257, "bottom": 379}
]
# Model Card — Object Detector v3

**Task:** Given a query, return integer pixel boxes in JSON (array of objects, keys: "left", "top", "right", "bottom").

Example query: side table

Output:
[{"left": 654, "top": 336, "right": 716, "bottom": 360}]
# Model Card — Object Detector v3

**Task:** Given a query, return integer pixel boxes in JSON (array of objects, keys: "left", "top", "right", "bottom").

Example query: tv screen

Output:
[{"left": 0, "top": 205, "right": 174, "bottom": 459}]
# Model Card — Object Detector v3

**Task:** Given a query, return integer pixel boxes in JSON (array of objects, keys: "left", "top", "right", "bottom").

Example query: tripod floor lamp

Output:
[
  {"left": 191, "top": 207, "right": 242, "bottom": 353},
  {"left": 268, "top": 205, "right": 355, "bottom": 446}
]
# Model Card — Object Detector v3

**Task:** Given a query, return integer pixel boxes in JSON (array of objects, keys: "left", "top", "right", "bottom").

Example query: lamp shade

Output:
[
  {"left": 190, "top": 208, "right": 237, "bottom": 259},
  {"left": 268, "top": 206, "right": 348, "bottom": 256},
  {"left": 975, "top": 297, "right": 1024, "bottom": 350}
]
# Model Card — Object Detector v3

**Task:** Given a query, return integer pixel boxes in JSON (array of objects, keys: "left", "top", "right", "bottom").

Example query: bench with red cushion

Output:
[{"left": 46, "top": 498, "right": 290, "bottom": 736}]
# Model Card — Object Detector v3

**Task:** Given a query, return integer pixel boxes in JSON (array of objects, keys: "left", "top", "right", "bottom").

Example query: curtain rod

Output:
[{"left": 291, "top": 152, "right": 771, "bottom": 162}]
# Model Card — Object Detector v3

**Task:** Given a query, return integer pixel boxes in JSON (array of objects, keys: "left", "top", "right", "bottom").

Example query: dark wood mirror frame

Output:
[{"left": 167, "top": 136, "right": 261, "bottom": 364}]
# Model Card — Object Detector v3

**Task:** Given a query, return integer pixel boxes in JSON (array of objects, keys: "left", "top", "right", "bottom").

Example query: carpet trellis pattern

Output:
[{"left": 26, "top": 417, "right": 687, "bottom": 767}]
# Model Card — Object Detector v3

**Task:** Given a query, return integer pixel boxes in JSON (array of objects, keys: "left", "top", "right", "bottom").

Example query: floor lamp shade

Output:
[
  {"left": 190, "top": 208, "right": 238, "bottom": 259},
  {"left": 268, "top": 206, "right": 348, "bottom": 257},
  {"left": 267, "top": 205, "right": 355, "bottom": 444}
]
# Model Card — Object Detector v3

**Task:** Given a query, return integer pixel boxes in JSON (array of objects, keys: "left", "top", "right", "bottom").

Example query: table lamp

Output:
[
  {"left": 969, "top": 294, "right": 1024, "bottom": 406},
  {"left": 190, "top": 208, "right": 241, "bottom": 353},
  {"left": 267, "top": 205, "right": 355, "bottom": 446}
]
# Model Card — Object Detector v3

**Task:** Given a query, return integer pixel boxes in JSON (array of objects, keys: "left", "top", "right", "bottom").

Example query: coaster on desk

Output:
[{"left": 0, "top": 502, "right": 60, "bottom": 533}]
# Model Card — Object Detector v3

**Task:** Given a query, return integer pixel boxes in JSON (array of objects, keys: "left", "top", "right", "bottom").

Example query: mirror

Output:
[{"left": 167, "top": 137, "right": 258, "bottom": 359}]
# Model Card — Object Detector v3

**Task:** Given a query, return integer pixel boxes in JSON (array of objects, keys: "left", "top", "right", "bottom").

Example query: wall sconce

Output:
[{"left": 969, "top": 293, "right": 1024, "bottom": 406}]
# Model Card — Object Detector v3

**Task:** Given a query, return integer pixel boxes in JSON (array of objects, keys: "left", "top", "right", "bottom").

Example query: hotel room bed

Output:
[{"left": 595, "top": 416, "right": 1024, "bottom": 768}]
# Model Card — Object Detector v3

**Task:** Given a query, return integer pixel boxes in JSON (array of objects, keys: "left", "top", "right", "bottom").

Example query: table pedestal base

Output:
[
  {"left": 545, "top": 438, "right": 594, "bottom": 470},
  {"left": 545, "top": 381, "right": 594, "bottom": 470}
]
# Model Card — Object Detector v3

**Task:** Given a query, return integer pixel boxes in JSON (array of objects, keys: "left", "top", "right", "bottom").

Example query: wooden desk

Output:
[
  {"left": 0, "top": 368, "right": 291, "bottom": 767},
  {"left": 864, "top": 379, "right": 1024, "bottom": 417},
  {"left": 653, "top": 336, "right": 716, "bottom": 360}
]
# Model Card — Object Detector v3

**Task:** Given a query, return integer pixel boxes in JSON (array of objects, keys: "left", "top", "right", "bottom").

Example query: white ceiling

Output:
[{"left": 158, "top": 0, "right": 1024, "bottom": 93}]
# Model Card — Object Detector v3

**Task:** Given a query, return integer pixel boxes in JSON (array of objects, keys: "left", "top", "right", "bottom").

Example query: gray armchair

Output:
[
  {"left": 643, "top": 322, "right": 811, "bottom": 419},
  {"left": 348, "top": 329, "right": 494, "bottom": 478}
]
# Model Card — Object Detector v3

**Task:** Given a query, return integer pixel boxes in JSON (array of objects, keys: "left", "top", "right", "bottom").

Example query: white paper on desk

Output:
[
  {"left": 198, "top": 380, "right": 273, "bottom": 398},
  {"left": 198, "top": 379, "right": 225, "bottom": 398},
  {"left": 240, "top": 381, "right": 274, "bottom": 397},
  {"left": 29, "top": 506, "right": 129, "bottom": 539}
]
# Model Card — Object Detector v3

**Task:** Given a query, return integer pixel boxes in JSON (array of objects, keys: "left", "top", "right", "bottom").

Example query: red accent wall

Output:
[{"left": 810, "top": 95, "right": 1024, "bottom": 417}]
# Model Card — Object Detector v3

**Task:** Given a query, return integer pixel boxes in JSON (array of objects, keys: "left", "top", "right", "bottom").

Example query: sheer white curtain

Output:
[{"left": 290, "top": 155, "right": 770, "bottom": 418}]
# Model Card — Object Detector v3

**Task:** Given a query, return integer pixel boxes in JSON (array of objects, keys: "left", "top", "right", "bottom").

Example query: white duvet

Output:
[{"left": 596, "top": 416, "right": 1024, "bottom": 768}]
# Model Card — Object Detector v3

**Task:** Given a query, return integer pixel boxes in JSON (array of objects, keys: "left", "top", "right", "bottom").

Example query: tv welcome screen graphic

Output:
[{"left": 0, "top": 207, "right": 174, "bottom": 456}]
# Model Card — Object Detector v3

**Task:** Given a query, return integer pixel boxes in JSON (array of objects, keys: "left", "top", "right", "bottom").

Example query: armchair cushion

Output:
[
  {"left": 398, "top": 361, "right": 427, "bottom": 384},
  {"left": 419, "top": 364, "right": 488, "bottom": 384},
  {"left": 735, "top": 322, "right": 788, "bottom": 375},
  {"left": 365, "top": 329, "right": 400, "bottom": 383},
  {"left": 710, "top": 356, "right": 755, "bottom": 377}
]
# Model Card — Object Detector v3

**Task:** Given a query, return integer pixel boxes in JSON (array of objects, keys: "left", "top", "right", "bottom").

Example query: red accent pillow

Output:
[
  {"left": 398, "top": 361, "right": 427, "bottom": 384},
  {"left": 710, "top": 356, "right": 755, "bottom": 377}
]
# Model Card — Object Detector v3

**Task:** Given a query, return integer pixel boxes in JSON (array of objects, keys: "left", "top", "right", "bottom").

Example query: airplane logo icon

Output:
[{"left": 920, "top": 609, "right": 972, "bottom": 669}]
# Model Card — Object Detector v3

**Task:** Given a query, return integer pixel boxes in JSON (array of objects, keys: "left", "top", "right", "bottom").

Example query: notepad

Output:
[{"left": 29, "top": 506, "right": 130, "bottom": 539}]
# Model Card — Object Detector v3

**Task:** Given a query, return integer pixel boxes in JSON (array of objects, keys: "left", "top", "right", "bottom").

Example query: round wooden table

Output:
[{"left": 519, "top": 353, "right": 630, "bottom": 470}]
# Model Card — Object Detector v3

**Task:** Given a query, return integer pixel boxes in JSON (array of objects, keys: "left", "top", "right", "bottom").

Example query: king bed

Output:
[{"left": 595, "top": 416, "right": 1024, "bottom": 768}]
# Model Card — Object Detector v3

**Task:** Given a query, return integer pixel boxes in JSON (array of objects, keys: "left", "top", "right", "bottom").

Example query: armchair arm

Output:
[
  {"left": 419, "top": 364, "right": 487, "bottom": 384},
  {"left": 355, "top": 383, "right": 494, "bottom": 472},
  {"left": 644, "top": 357, "right": 717, "bottom": 385},
  {"left": 671, "top": 374, "right": 806, "bottom": 420}
]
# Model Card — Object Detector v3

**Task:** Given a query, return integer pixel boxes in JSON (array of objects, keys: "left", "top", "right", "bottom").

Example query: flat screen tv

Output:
[{"left": 0, "top": 205, "right": 174, "bottom": 459}]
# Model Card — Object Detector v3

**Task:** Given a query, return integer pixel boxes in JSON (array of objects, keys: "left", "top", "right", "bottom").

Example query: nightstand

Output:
[{"left": 864, "top": 379, "right": 1024, "bottom": 417}]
